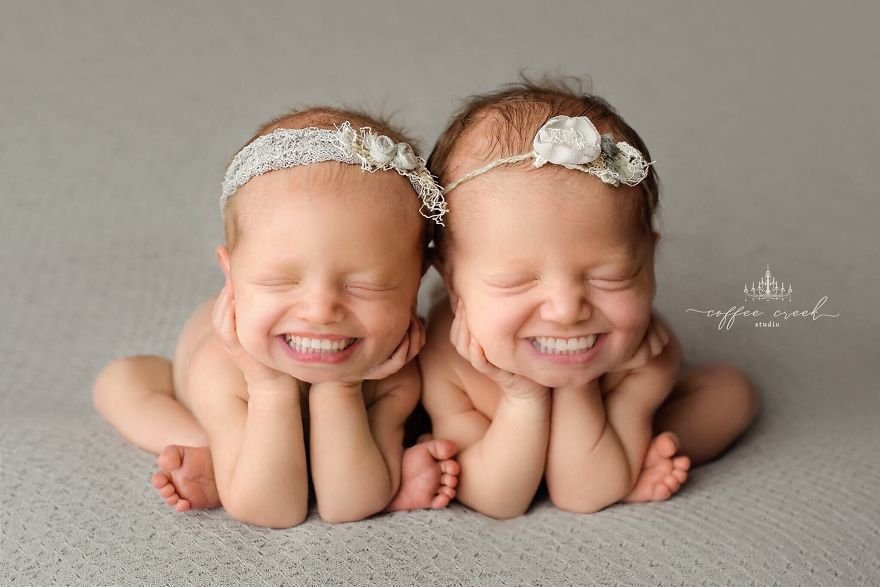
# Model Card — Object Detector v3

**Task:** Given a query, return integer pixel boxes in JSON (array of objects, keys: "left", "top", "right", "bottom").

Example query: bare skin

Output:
[
  {"left": 423, "top": 299, "right": 754, "bottom": 518},
  {"left": 622, "top": 432, "right": 690, "bottom": 503},
  {"left": 94, "top": 162, "right": 461, "bottom": 526},
  {"left": 150, "top": 437, "right": 460, "bottom": 513},
  {"left": 421, "top": 141, "right": 758, "bottom": 518},
  {"left": 96, "top": 299, "right": 460, "bottom": 520},
  {"left": 152, "top": 445, "right": 218, "bottom": 511}
]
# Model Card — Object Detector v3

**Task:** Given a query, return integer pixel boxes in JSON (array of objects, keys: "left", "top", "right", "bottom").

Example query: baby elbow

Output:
[
  {"left": 464, "top": 496, "right": 529, "bottom": 520},
  {"left": 224, "top": 496, "right": 307, "bottom": 529},
  {"left": 319, "top": 510, "right": 356, "bottom": 525},
  {"left": 485, "top": 506, "right": 529, "bottom": 520},
  {"left": 317, "top": 502, "right": 380, "bottom": 525},
  {"left": 548, "top": 476, "right": 629, "bottom": 515},
  {"left": 548, "top": 492, "right": 609, "bottom": 515},
  {"left": 232, "top": 508, "right": 307, "bottom": 529}
]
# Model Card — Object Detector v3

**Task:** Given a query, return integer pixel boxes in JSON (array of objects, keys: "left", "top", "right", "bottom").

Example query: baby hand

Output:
[
  {"left": 612, "top": 313, "right": 670, "bottom": 373},
  {"left": 450, "top": 300, "right": 548, "bottom": 401},
  {"left": 212, "top": 282, "right": 293, "bottom": 388},
  {"left": 343, "top": 313, "right": 425, "bottom": 384}
]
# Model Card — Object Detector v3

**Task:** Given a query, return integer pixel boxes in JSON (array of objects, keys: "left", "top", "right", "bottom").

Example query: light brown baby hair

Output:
[
  {"left": 223, "top": 106, "right": 428, "bottom": 253},
  {"left": 428, "top": 77, "right": 660, "bottom": 258}
]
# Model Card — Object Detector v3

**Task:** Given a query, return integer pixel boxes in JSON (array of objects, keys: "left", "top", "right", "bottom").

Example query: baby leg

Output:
[
  {"left": 653, "top": 363, "right": 759, "bottom": 467},
  {"left": 93, "top": 355, "right": 208, "bottom": 453},
  {"left": 93, "top": 355, "right": 219, "bottom": 510}
]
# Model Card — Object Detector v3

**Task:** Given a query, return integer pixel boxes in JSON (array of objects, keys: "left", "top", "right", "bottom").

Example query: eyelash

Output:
[
  {"left": 345, "top": 283, "right": 394, "bottom": 296},
  {"left": 588, "top": 278, "right": 632, "bottom": 291},
  {"left": 257, "top": 280, "right": 299, "bottom": 288}
]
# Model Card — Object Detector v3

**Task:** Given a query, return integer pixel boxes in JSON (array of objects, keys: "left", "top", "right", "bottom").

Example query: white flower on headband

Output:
[
  {"left": 441, "top": 113, "right": 651, "bottom": 194},
  {"left": 393, "top": 142, "right": 418, "bottom": 170},
  {"left": 533, "top": 115, "right": 602, "bottom": 166},
  {"left": 221, "top": 123, "right": 448, "bottom": 224},
  {"left": 367, "top": 134, "right": 398, "bottom": 165}
]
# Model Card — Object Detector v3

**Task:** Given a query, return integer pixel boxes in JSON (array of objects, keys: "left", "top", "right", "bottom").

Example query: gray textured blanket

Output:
[{"left": 2, "top": 1, "right": 878, "bottom": 585}]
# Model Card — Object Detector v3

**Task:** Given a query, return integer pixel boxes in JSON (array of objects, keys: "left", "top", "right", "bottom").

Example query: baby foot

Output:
[
  {"left": 623, "top": 431, "right": 691, "bottom": 503},
  {"left": 151, "top": 445, "right": 221, "bottom": 512},
  {"left": 385, "top": 436, "right": 460, "bottom": 512}
]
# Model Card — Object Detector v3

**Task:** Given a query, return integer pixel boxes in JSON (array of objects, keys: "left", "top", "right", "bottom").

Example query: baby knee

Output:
[
  {"left": 93, "top": 357, "right": 131, "bottom": 409},
  {"left": 92, "top": 355, "right": 168, "bottom": 410},
  {"left": 713, "top": 364, "right": 760, "bottom": 428}
]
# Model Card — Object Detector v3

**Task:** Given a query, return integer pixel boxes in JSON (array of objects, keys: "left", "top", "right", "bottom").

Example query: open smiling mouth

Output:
[
  {"left": 529, "top": 334, "right": 599, "bottom": 355},
  {"left": 281, "top": 334, "right": 360, "bottom": 363},
  {"left": 283, "top": 334, "right": 358, "bottom": 353}
]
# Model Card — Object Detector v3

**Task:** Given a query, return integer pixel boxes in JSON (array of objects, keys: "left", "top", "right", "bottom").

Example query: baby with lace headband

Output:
[
  {"left": 419, "top": 79, "right": 759, "bottom": 518},
  {"left": 93, "top": 107, "right": 460, "bottom": 527}
]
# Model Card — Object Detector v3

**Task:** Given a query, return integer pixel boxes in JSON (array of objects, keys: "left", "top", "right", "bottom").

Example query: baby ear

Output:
[
  {"left": 433, "top": 257, "right": 460, "bottom": 312},
  {"left": 215, "top": 245, "right": 232, "bottom": 287}
]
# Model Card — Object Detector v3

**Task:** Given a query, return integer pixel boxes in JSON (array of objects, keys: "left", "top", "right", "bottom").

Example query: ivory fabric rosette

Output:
[
  {"left": 532, "top": 115, "right": 602, "bottom": 165},
  {"left": 367, "top": 134, "right": 398, "bottom": 165},
  {"left": 393, "top": 142, "right": 418, "bottom": 170}
]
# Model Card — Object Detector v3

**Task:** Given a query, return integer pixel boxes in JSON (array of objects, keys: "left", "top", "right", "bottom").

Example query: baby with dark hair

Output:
[
  {"left": 421, "top": 79, "right": 758, "bottom": 518},
  {"left": 94, "top": 107, "right": 459, "bottom": 527}
]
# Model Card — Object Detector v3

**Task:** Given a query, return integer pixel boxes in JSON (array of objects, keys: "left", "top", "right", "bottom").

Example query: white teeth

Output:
[
  {"left": 284, "top": 335, "right": 354, "bottom": 353},
  {"left": 532, "top": 335, "right": 598, "bottom": 354}
]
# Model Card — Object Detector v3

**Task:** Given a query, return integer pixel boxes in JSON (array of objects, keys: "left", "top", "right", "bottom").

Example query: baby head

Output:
[
  {"left": 219, "top": 107, "right": 444, "bottom": 384},
  {"left": 430, "top": 79, "right": 660, "bottom": 387}
]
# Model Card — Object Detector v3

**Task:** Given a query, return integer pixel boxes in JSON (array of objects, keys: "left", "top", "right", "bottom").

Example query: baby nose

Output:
[
  {"left": 295, "top": 285, "right": 344, "bottom": 325},
  {"left": 540, "top": 285, "right": 592, "bottom": 325}
]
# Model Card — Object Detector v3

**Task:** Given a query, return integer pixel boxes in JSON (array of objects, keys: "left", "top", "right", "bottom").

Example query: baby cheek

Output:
[
  {"left": 603, "top": 292, "right": 652, "bottom": 354},
  {"left": 233, "top": 293, "right": 281, "bottom": 354},
  {"left": 364, "top": 303, "right": 412, "bottom": 356},
  {"left": 466, "top": 296, "right": 528, "bottom": 367}
]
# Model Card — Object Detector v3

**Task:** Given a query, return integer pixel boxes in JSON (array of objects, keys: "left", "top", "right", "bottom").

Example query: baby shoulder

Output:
[{"left": 183, "top": 334, "right": 248, "bottom": 406}]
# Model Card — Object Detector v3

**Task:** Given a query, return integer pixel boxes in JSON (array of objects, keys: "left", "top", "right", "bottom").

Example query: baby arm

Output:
[
  {"left": 603, "top": 317, "right": 681, "bottom": 488},
  {"left": 309, "top": 318, "right": 423, "bottom": 523},
  {"left": 423, "top": 302, "right": 550, "bottom": 519},
  {"left": 195, "top": 284, "right": 308, "bottom": 528},
  {"left": 545, "top": 315, "right": 679, "bottom": 513}
]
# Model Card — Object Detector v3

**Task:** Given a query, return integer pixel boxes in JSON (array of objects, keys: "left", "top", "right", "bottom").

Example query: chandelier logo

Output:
[
  {"left": 744, "top": 265, "right": 791, "bottom": 303},
  {"left": 685, "top": 264, "right": 839, "bottom": 330}
]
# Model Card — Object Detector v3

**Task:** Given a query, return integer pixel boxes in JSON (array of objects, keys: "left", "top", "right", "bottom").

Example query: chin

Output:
[
  {"left": 284, "top": 365, "right": 357, "bottom": 385},
  {"left": 529, "top": 370, "right": 596, "bottom": 389}
]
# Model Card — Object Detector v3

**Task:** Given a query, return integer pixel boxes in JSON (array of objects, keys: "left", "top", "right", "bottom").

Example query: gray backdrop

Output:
[{"left": 2, "top": 1, "right": 878, "bottom": 585}]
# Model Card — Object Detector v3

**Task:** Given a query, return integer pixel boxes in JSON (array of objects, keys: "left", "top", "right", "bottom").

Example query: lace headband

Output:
[
  {"left": 221, "top": 122, "right": 447, "bottom": 225},
  {"left": 443, "top": 115, "right": 652, "bottom": 193}
]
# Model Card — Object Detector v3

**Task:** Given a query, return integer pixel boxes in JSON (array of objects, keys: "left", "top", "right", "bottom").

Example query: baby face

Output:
[
  {"left": 224, "top": 163, "right": 423, "bottom": 384},
  {"left": 443, "top": 168, "right": 655, "bottom": 388}
]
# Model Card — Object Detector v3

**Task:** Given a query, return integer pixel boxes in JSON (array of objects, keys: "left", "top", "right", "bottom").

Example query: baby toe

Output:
[
  {"left": 653, "top": 483, "right": 673, "bottom": 501},
  {"left": 671, "top": 468, "right": 688, "bottom": 484},
  {"left": 663, "top": 475, "right": 681, "bottom": 493},
  {"left": 431, "top": 494, "right": 451, "bottom": 509},
  {"left": 441, "top": 473, "right": 459, "bottom": 489},
  {"left": 427, "top": 439, "right": 457, "bottom": 461},
  {"left": 673, "top": 455, "right": 691, "bottom": 470},
  {"left": 151, "top": 471, "right": 170, "bottom": 489},
  {"left": 438, "top": 485, "right": 456, "bottom": 500},
  {"left": 657, "top": 432, "right": 680, "bottom": 457},
  {"left": 158, "top": 483, "right": 176, "bottom": 498},
  {"left": 440, "top": 459, "right": 461, "bottom": 476},
  {"left": 156, "top": 445, "right": 183, "bottom": 471},
  {"left": 175, "top": 499, "right": 191, "bottom": 512}
]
